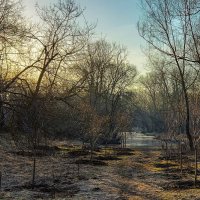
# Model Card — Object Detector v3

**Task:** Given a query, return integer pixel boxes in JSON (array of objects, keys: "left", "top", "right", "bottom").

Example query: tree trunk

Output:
[
  {"left": 0, "top": 171, "right": 2, "bottom": 189},
  {"left": 90, "top": 143, "right": 93, "bottom": 161},
  {"left": 182, "top": 79, "right": 194, "bottom": 151},
  {"left": 180, "top": 143, "right": 183, "bottom": 175},
  {"left": 124, "top": 132, "right": 127, "bottom": 148},
  {"left": 195, "top": 146, "right": 198, "bottom": 186},
  {"left": 32, "top": 153, "right": 36, "bottom": 188},
  {"left": 0, "top": 97, "right": 5, "bottom": 129}
]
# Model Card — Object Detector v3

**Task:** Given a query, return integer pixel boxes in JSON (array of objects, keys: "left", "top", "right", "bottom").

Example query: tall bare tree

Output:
[{"left": 138, "top": 0, "right": 200, "bottom": 150}]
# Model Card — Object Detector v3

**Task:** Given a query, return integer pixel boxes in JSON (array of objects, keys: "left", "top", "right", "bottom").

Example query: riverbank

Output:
[{"left": 0, "top": 143, "right": 200, "bottom": 200}]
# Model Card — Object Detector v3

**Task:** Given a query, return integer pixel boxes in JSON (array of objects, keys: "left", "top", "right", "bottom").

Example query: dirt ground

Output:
[{"left": 0, "top": 142, "right": 200, "bottom": 200}]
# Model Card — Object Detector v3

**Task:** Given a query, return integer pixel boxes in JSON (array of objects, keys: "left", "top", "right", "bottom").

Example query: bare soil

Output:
[{"left": 0, "top": 143, "right": 200, "bottom": 199}]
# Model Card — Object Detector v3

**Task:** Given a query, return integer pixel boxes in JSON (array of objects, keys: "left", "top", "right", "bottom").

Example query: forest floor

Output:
[{"left": 0, "top": 141, "right": 200, "bottom": 200}]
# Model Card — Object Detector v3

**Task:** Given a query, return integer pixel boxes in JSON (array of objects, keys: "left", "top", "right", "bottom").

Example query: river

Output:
[{"left": 125, "top": 132, "right": 160, "bottom": 148}]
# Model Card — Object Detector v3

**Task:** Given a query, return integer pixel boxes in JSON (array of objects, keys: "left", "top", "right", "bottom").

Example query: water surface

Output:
[{"left": 125, "top": 132, "right": 160, "bottom": 148}]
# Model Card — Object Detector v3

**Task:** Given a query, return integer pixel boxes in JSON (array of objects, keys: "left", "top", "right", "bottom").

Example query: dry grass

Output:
[{"left": 0, "top": 143, "right": 200, "bottom": 199}]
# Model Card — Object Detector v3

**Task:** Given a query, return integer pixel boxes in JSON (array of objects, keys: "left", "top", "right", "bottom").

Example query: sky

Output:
[{"left": 23, "top": 0, "right": 146, "bottom": 73}]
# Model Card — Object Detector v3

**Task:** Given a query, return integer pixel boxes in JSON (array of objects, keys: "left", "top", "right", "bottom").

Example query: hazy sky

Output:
[{"left": 23, "top": 0, "right": 146, "bottom": 73}]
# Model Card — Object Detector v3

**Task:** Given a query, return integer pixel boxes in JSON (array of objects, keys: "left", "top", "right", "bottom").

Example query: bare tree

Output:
[
  {"left": 74, "top": 39, "right": 137, "bottom": 142},
  {"left": 5, "top": 0, "right": 94, "bottom": 187},
  {"left": 138, "top": 0, "right": 200, "bottom": 150},
  {"left": 0, "top": 0, "right": 33, "bottom": 129}
]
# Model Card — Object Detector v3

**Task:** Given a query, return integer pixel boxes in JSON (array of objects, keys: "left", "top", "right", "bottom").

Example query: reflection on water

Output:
[{"left": 125, "top": 132, "right": 160, "bottom": 147}]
